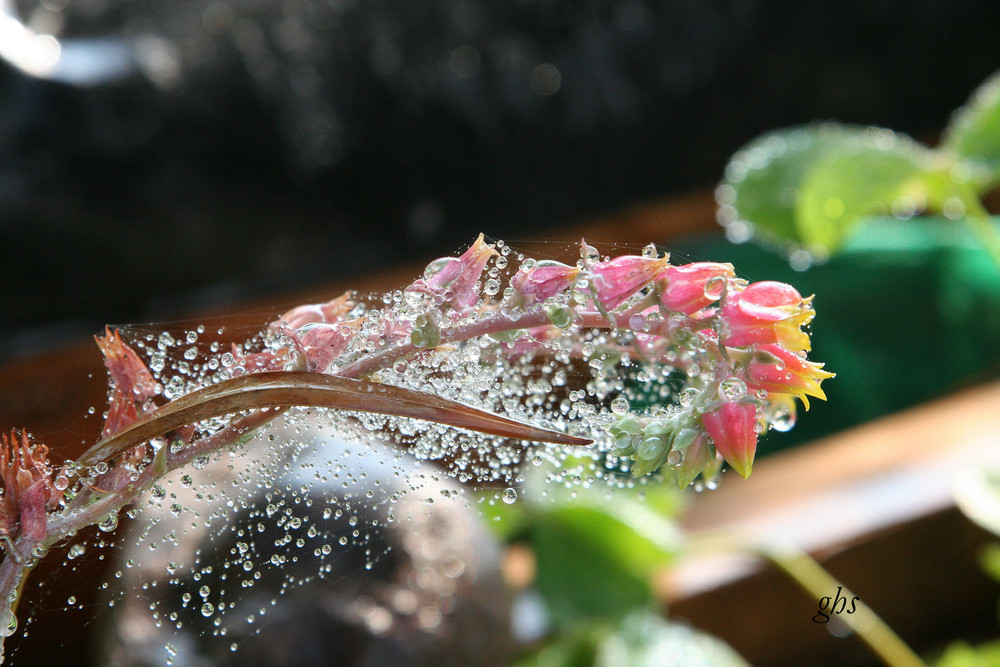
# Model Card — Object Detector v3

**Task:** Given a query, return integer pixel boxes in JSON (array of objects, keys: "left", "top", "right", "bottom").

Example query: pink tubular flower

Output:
[
  {"left": 720, "top": 281, "right": 814, "bottom": 352},
  {"left": 407, "top": 233, "right": 498, "bottom": 311},
  {"left": 511, "top": 260, "right": 579, "bottom": 305},
  {"left": 591, "top": 255, "right": 669, "bottom": 310},
  {"left": 745, "top": 344, "right": 835, "bottom": 410},
  {"left": 700, "top": 401, "right": 758, "bottom": 479},
  {"left": 658, "top": 262, "right": 735, "bottom": 315}
]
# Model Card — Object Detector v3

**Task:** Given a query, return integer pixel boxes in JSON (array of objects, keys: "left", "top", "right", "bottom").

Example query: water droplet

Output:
[
  {"left": 67, "top": 543, "right": 86, "bottom": 559},
  {"left": 66, "top": 596, "right": 77, "bottom": 606},
  {"left": 679, "top": 387, "right": 699, "bottom": 408},
  {"left": 610, "top": 397, "right": 630, "bottom": 414},
  {"left": 98, "top": 512, "right": 118, "bottom": 533},
  {"left": 767, "top": 399, "right": 797, "bottom": 432},
  {"left": 667, "top": 449, "right": 684, "bottom": 467},
  {"left": 719, "top": 378, "right": 747, "bottom": 401},
  {"left": 393, "top": 359, "right": 408, "bottom": 374},
  {"left": 641, "top": 243, "right": 658, "bottom": 258},
  {"left": 703, "top": 276, "right": 726, "bottom": 300},
  {"left": 201, "top": 603, "right": 215, "bottom": 617},
  {"left": 501, "top": 488, "right": 517, "bottom": 504},
  {"left": 484, "top": 279, "right": 500, "bottom": 296}
]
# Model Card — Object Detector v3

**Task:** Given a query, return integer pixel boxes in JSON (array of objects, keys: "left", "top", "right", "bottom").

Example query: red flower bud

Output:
[
  {"left": 700, "top": 402, "right": 758, "bottom": 479},
  {"left": 658, "top": 262, "right": 735, "bottom": 315}
]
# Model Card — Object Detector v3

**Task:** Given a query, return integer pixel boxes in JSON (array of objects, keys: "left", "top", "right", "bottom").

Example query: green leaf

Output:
[
  {"left": 721, "top": 124, "right": 859, "bottom": 243},
  {"left": 515, "top": 611, "right": 749, "bottom": 667},
  {"left": 794, "top": 135, "right": 945, "bottom": 253},
  {"left": 721, "top": 124, "right": 954, "bottom": 255},
  {"left": 593, "top": 611, "right": 749, "bottom": 667},
  {"left": 530, "top": 505, "right": 673, "bottom": 624},
  {"left": 942, "top": 69, "right": 1000, "bottom": 189},
  {"left": 933, "top": 639, "right": 1000, "bottom": 667}
]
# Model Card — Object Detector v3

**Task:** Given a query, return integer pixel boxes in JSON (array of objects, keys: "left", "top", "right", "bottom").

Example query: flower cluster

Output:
[{"left": 252, "top": 234, "right": 831, "bottom": 486}]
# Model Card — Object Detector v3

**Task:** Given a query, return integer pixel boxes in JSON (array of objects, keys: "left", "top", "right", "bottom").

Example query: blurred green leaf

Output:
[
  {"left": 721, "top": 124, "right": 958, "bottom": 255},
  {"left": 943, "top": 69, "right": 1000, "bottom": 189},
  {"left": 977, "top": 543, "right": 1000, "bottom": 584},
  {"left": 516, "top": 611, "right": 748, "bottom": 667},
  {"left": 722, "top": 124, "right": 858, "bottom": 243},
  {"left": 794, "top": 137, "right": 946, "bottom": 253},
  {"left": 531, "top": 505, "right": 674, "bottom": 623},
  {"left": 933, "top": 639, "right": 1000, "bottom": 667}
]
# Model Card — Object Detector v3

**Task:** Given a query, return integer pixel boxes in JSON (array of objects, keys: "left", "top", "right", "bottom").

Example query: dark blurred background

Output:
[{"left": 4, "top": 0, "right": 1000, "bottom": 361}]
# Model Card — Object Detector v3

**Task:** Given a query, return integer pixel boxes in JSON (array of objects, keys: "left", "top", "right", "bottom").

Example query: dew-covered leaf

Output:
[
  {"left": 720, "top": 124, "right": 946, "bottom": 255},
  {"left": 942, "top": 69, "right": 1000, "bottom": 189},
  {"left": 720, "top": 124, "right": 866, "bottom": 243},
  {"left": 794, "top": 134, "right": 944, "bottom": 253},
  {"left": 78, "top": 370, "right": 591, "bottom": 468}
]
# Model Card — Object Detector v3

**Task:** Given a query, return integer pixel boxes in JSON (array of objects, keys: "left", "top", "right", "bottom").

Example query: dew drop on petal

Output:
[{"left": 703, "top": 276, "right": 726, "bottom": 300}]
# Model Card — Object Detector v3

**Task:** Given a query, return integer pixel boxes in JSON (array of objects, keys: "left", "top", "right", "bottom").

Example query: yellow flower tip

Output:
[{"left": 730, "top": 456, "right": 753, "bottom": 480}]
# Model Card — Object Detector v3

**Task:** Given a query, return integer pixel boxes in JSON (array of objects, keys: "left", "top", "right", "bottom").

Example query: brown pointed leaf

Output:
[{"left": 77, "top": 371, "right": 590, "bottom": 467}]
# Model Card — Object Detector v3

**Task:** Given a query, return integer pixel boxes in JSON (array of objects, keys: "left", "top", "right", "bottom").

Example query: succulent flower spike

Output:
[
  {"left": 700, "top": 402, "right": 758, "bottom": 480},
  {"left": 407, "top": 233, "right": 498, "bottom": 311},
  {"left": 720, "top": 280, "right": 815, "bottom": 352},
  {"left": 746, "top": 344, "right": 835, "bottom": 410},
  {"left": 658, "top": 262, "right": 735, "bottom": 315}
]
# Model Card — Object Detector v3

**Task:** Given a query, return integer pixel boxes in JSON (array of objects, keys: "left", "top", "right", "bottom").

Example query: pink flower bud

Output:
[
  {"left": 658, "top": 262, "right": 735, "bottom": 315},
  {"left": 95, "top": 327, "right": 158, "bottom": 403},
  {"left": 275, "top": 292, "right": 354, "bottom": 330},
  {"left": 407, "top": 233, "right": 498, "bottom": 311},
  {"left": 700, "top": 401, "right": 758, "bottom": 479},
  {"left": 720, "top": 281, "right": 814, "bottom": 352},
  {"left": 745, "top": 344, "right": 834, "bottom": 410},
  {"left": 591, "top": 255, "right": 669, "bottom": 310},
  {"left": 290, "top": 319, "right": 363, "bottom": 372},
  {"left": 511, "top": 261, "right": 579, "bottom": 305}
]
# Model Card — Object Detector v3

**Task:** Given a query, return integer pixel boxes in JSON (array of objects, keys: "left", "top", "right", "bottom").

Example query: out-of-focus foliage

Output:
[{"left": 719, "top": 69, "right": 1000, "bottom": 261}]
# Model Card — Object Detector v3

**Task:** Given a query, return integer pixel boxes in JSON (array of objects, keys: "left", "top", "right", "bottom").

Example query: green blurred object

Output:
[
  {"left": 516, "top": 611, "right": 749, "bottom": 667},
  {"left": 667, "top": 216, "right": 1000, "bottom": 452}
]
